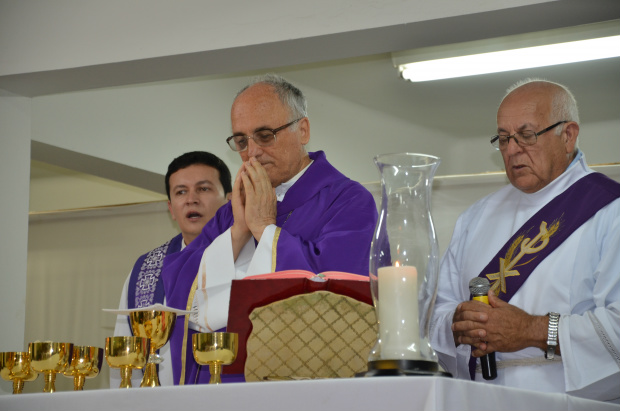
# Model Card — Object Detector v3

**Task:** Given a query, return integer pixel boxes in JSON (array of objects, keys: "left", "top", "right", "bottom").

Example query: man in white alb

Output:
[{"left": 430, "top": 79, "right": 620, "bottom": 403}]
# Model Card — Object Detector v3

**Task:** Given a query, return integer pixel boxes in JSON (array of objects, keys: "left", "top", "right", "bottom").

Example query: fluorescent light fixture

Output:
[{"left": 393, "top": 20, "right": 620, "bottom": 82}]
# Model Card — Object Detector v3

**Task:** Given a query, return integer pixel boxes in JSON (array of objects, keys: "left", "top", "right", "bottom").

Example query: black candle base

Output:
[{"left": 360, "top": 360, "right": 452, "bottom": 377}]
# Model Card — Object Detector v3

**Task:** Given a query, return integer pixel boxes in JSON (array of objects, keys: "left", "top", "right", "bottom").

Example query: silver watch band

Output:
[{"left": 546, "top": 312, "right": 560, "bottom": 360}]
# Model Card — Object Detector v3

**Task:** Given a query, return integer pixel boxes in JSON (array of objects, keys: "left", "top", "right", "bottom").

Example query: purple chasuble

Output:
[
  {"left": 468, "top": 172, "right": 620, "bottom": 380},
  {"left": 161, "top": 151, "right": 378, "bottom": 385}
]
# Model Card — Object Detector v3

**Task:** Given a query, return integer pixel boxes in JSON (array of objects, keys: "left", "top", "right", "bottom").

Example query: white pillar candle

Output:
[{"left": 377, "top": 265, "right": 420, "bottom": 359}]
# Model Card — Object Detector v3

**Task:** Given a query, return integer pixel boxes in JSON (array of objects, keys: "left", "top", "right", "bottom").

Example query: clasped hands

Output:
[
  {"left": 230, "top": 157, "right": 277, "bottom": 254},
  {"left": 451, "top": 291, "right": 548, "bottom": 357}
]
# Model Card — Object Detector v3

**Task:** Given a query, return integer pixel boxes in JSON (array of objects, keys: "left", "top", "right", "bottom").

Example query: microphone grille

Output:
[{"left": 469, "top": 277, "right": 490, "bottom": 295}]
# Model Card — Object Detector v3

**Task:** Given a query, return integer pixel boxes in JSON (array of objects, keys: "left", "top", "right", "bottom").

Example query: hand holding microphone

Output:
[{"left": 469, "top": 277, "right": 497, "bottom": 380}]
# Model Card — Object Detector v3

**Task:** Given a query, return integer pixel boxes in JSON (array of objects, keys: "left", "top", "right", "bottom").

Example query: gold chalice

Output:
[
  {"left": 129, "top": 310, "right": 176, "bottom": 387},
  {"left": 28, "top": 341, "right": 73, "bottom": 393},
  {"left": 0, "top": 352, "right": 38, "bottom": 394},
  {"left": 192, "top": 332, "right": 238, "bottom": 384},
  {"left": 62, "top": 345, "right": 103, "bottom": 390},
  {"left": 105, "top": 336, "right": 149, "bottom": 389}
]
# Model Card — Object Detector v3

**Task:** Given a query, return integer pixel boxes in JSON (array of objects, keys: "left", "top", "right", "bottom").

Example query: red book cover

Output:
[{"left": 224, "top": 271, "right": 372, "bottom": 375}]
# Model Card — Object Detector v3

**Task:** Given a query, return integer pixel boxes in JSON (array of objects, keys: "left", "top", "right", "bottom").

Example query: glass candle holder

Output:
[{"left": 367, "top": 153, "right": 449, "bottom": 377}]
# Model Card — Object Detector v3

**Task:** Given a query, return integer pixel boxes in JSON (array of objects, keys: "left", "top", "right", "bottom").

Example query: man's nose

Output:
[
  {"left": 187, "top": 191, "right": 199, "bottom": 204},
  {"left": 504, "top": 136, "right": 523, "bottom": 155},
  {"left": 246, "top": 138, "right": 263, "bottom": 157}
]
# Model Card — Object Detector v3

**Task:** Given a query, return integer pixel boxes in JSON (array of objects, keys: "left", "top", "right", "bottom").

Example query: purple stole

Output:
[
  {"left": 468, "top": 172, "right": 620, "bottom": 379},
  {"left": 128, "top": 233, "right": 183, "bottom": 309},
  {"left": 162, "top": 150, "right": 378, "bottom": 385}
]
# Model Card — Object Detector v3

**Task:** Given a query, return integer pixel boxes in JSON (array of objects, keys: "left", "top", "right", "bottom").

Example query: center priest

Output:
[{"left": 162, "top": 74, "right": 378, "bottom": 385}]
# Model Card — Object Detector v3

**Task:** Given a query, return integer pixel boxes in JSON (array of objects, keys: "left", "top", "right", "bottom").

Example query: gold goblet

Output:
[
  {"left": 105, "top": 336, "right": 149, "bottom": 389},
  {"left": 0, "top": 352, "right": 38, "bottom": 394},
  {"left": 62, "top": 345, "right": 103, "bottom": 390},
  {"left": 192, "top": 332, "right": 238, "bottom": 384},
  {"left": 28, "top": 341, "right": 73, "bottom": 393},
  {"left": 129, "top": 310, "right": 176, "bottom": 387}
]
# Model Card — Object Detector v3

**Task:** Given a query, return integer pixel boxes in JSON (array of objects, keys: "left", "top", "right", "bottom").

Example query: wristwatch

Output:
[{"left": 545, "top": 312, "right": 560, "bottom": 360}]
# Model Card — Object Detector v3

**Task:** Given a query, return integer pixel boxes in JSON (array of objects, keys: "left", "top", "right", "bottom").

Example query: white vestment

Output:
[{"left": 430, "top": 152, "right": 620, "bottom": 403}]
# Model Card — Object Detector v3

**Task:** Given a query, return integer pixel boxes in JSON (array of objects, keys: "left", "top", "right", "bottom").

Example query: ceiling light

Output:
[{"left": 393, "top": 20, "right": 620, "bottom": 82}]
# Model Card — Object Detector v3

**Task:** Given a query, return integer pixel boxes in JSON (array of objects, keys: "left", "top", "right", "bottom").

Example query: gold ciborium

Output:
[
  {"left": 0, "top": 352, "right": 38, "bottom": 394},
  {"left": 28, "top": 341, "right": 73, "bottom": 393},
  {"left": 62, "top": 345, "right": 103, "bottom": 390},
  {"left": 105, "top": 336, "right": 149, "bottom": 389},
  {"left": 129, "top": 310, "right": 176, "bottom": 387},
  {"left": 192, "top": 332, "right": 238, "bottom": 384}
]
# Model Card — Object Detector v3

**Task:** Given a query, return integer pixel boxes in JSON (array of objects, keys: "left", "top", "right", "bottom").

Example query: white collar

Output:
[{"left": 275, "top": 160, "right": 314, "bottom": 202}]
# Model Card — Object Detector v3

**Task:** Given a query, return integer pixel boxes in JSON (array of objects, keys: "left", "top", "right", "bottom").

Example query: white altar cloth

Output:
[{"left": 0, "top": 376, "right": 617, "bottom": 411}]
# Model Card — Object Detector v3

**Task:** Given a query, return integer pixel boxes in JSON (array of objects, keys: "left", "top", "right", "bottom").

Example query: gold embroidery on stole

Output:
[{"left": 486, "top": 219, "right": 560, "bottom": 294}]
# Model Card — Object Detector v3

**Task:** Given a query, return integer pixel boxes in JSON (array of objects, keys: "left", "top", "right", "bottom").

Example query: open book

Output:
[{"left": 245, "top": 270, "right": 370, "bottom": 281}]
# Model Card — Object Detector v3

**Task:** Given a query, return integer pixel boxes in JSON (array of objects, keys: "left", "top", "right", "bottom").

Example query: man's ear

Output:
[
  {"left": 226, "top": 192, "right": 232, "bottom": 201},
  {"left": 564, "top": 121, "right": 579, "bottom": 153},
  {"left": 299, "top": 117, "right": 310, "bottom": 145},
  {"left": 167, "top": 201, "right": 177, "bottom": 221}
]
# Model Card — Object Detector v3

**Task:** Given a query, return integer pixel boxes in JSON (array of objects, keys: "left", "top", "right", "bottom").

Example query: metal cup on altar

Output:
[
  {"left": 62, "top": 345, "right": 103, "bottom": 390},
  {"left": 28, "top": 341, "right": 73, "bottom": 393},
  {"left": 0, "top": 352, "right": 38, "bottom": 394},
  {"left": 192, "top": 332, "right": 238, "bottom": 384},
  {"left": 105, "top": 336, "right": 149, "bottom": 389},
  {"left": 129, "top": 310, "right": 176, "bottom": 387}
]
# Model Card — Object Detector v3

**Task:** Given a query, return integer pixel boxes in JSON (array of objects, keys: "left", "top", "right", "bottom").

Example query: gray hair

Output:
[
  {"left": 236, "top": 74, "right": 308, "bottom": 127},
  {"left": 502, "top": 78, "right": 580, "bottom": 137}
]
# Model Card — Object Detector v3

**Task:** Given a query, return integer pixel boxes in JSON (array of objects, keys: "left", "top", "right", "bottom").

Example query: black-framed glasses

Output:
[
  {"left": 490, "top": 121, "right": 567, "bottom": 150},
  {"left": 226, "top": 118, "right": 303, "bottom": 152}
]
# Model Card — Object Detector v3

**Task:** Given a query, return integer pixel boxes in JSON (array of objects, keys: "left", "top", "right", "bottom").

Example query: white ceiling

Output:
[{"left": 276, "top": 52, "right": 620, "bottom": 140}]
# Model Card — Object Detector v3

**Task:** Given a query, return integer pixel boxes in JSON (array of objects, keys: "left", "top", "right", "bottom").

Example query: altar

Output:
[{"left": 0, "top": 377, "right": 617, "bottom": 411}]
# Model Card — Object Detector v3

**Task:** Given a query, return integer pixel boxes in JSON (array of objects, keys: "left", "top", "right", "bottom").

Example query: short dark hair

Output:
[{"left": 165, "top": 151, "right": 232, "bottom": 200}]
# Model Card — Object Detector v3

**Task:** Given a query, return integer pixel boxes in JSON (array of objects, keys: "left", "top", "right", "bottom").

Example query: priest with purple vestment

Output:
[{"left": 161, "top": 74, "right": 378, "bottom": 385}]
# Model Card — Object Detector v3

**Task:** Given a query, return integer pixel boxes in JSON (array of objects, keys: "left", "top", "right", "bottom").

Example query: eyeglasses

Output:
[
  {"left": 490, "top": 121, "right": 567, "bottom": 150},
  {"left": 226, "top": 118, "right": 303, "bottom": 152}
]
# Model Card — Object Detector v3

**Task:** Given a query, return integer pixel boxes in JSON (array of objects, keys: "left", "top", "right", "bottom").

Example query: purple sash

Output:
[
  {"left": 128, "top": 233, "right": 183, "bottom": 309},
  {"left": 468, "top": 172, "right": 620, "bottom": 379}
]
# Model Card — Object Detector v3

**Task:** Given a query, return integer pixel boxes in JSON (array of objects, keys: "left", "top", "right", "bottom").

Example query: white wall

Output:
[
  {"left": 29, "top": 161, "right": 166, "bottom": 212},
  {"left": 30, "top": 73, "right": 620, "bottom": 184},
  {"left": 30, "top": 75, "right": 460, "bottom": 183},
  {"left": 0, "top": 89, "right": 31, "bottom": 395}
]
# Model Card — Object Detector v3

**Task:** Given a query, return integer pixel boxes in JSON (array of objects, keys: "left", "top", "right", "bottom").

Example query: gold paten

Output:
[
  {"left": 28, "top": 341, "right": 73, "bottom": 393},
  {"left": 129, "top": 310, "right": 176, "bottom": 387},
  {"left": 192, "top": 332, "right": 238, "bottom": 384},
  {"left": 0, "top": 351, "right": 38, "bottom": 394},
  {"left": 105, "top": 336, "right": 149, "bottom": 389},
  {"left": 62, "top": 345, "right": 103, "bottom": 390}
]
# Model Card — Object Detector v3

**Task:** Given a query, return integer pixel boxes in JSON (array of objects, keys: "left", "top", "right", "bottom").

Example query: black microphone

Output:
[{"left": 469, "top": 277, "right": 497, "bottom": 380}]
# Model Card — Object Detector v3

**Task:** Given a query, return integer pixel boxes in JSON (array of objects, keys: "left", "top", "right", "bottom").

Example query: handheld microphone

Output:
[{"left": 469, "top": 277, "right": 497, "bottom": 380}]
